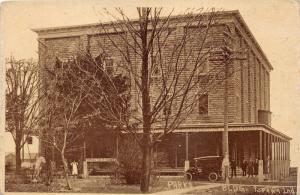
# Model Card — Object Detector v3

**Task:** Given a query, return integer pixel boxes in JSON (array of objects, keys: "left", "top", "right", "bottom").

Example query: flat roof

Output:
[{"left": 32, "top": 10, "right": 273, "bottom": 70}]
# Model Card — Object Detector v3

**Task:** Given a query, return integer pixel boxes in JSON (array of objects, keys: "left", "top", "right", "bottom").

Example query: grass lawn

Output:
[{"left": 5, "top": 176, "right": 196, "bottom": 193}]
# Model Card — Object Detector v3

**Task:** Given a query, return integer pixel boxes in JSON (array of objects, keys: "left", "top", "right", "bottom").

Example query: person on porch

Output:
[
  {"left": 230, "top": 159, "right": 237, "bottom": 178},
  {"left": 247, "top": 161, "right": 254, "bottom": 177},
  {"left": 254, "top": 159, "right": 259, "bottom": 176},
  {"left": 241, "top": 160, "right": 248, "bottom": 176}
]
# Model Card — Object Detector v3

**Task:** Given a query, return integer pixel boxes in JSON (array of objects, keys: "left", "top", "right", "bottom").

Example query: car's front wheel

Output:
[
  {"left": 208, "top": 172, "right": 218, "bottom": 182},
  {"left": 184, "top": 172, "right": 193, "bottom": 181}
]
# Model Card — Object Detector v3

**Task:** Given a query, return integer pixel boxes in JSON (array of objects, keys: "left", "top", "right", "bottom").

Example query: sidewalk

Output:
[{"left": 153, "top": 182, "right": 221, "bottom": 194}]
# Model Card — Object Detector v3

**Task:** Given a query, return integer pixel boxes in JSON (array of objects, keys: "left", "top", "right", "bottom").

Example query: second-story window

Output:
[
  {"left": 198, "top": 93, "right": 208, "bottom": 116},
  {"left": 104, "top": 58, "right": 114, "bottom": 75},
  {"left": 163, "top": 95, "right": 172, "bottom": 116}
]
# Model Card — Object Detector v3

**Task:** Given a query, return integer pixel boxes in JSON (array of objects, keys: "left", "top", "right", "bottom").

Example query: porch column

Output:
[
  {"left": 288, "top": 141, "right": 290, "bottom": 176},
  {"left": 259, "top": 131, "right": 263, "bottom": 160},
  {"left": 284, "top": 141, "right": 287, "bottom": 177},
  {"left": 271, "top": 135, "right": 275, "bottom": 180},
  {"left": 273, "top": 137, "right": 276, "bottom": 180},
  {"left": 116, "top": 134, "right": 119, "bottom": 160},
  {"left": 287, "top": 141, "right": 290, "bottom": 161},
  {"left": 268, "top": 134, "right": 271, "bottom": 161},
  {"left": 275, "top": 137, "right": 279, "bottom": 180},
  {"left": 258, "top": 131, "right": 263, "bottom": 182},
  {"left": 280, "top": 139, "right": 283, "bottom": 160},
  {"left": 184, "top": 132, "right": 190, "bottom": 171},
  {"left": 283, "top": 141, "right": 286, "bottom": 177},
  {"left": 266, "top": 133, "right": 270, "bottom": 179},
  {"left": 284, "top": 141, "right": 287, "bottom": 160},
  {"left": 83, "top": 139, "right": 88, "bottom": 178},
  {"left": 279, "top": 139, "right": 282, "bottom": 178},
  {"left": 282, "top": 141, "right": 284, "bottom": 177},
  {"left": 263, "top": 132, "right": 267, "bottom": 173},
  {"left": 273, "top": 136, "right": 277, "bottom": 180}
]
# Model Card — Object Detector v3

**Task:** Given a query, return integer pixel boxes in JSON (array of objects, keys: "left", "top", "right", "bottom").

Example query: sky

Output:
[{"left": 0, "top": 0, "right": 300, "bottom": 167}]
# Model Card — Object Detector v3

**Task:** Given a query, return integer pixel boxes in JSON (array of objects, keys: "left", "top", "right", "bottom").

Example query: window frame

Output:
[
  {"left": 104, "top": 58, "right": 114, "bottom": 75},
  {"left": 198, "top": 93, "right": 209, "bottom": 116}
]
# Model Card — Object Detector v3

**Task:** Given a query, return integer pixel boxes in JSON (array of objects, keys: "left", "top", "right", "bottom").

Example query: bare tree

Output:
[
  {"left": 73, "top": 8, "right": 233, "bottom": 192},
  {"left": 39, "top": 58, "right": 91, "bottom": 189},
  {"left": 40, "top": 8, "right": 241, "bottom": 192},
  {"left": 6, "top": 57, "right": 41, "bottom": 174}
]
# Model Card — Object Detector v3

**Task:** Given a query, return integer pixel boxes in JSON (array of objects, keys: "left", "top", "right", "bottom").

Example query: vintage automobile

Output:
[{"left": 185, "top": 156, "right": 222, "bottom": 182}]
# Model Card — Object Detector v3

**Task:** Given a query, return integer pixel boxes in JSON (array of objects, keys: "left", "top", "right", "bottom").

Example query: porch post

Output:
[
  {"left": 287, "top": 141, "right": 290, "bottom": 161},
  {"left": 283, "top": 140, "right": 286, "bottom": 177},
  {"left": 288, "top": 141, "right": 290, "bottom": 176},
  {"left": 184, "top": 132, "right": 190, "bottom": 171},
  {"left": 266, "top": 133, "right": 272, "bottom": 179},
  {"left": 268, "top": 134, "right": 271, "bottom": 161},
  {"left": 284, "top": 141, "right": 288, "bottom": 176},
  {"left": 270, "top": 135, "right": 273, "bottom": 180},
  {"left": 83, "top": 139, "right": 88, "bottom": 178},
  {"left": 280, "top": 139, "right": 282, "bottom": 160},
  {"left": 279, "top": 140, "right": 282, "bottom": 178},
  {"left": 282, "top": 141, "right": 284, "bottom": 177},
  {"left": 271, "top": 135, "right": 275, "bottom": 180},
  {"left": 263, "top": 132, "right": 267, "bottom": 173},
  {"left": 258, "top": 131, "right": 263, "bottom": 182},
  {"left": 116, "top": 134, "right": 119, "bottom": 160},
  {"left": 275, "top": 137, "right": 279, "bottom": 180}
]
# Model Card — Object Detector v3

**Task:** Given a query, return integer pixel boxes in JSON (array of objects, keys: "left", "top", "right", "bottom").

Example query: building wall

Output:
[
  {"left": 234, "top": 28, "right": 271, "bottom": 124},
  {"left": 38, "top": 15, "right": 272, "bottom": 126}
]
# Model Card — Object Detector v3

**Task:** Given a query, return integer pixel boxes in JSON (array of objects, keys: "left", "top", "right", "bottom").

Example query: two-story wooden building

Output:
[{"left": 34, "top": 10, "right": 291, "bottom": 180}]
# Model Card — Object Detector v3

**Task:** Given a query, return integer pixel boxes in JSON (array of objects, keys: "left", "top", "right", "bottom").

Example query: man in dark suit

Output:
[
  {"left": 230, "top": 159, "right": 237, "bottom": 178},
  {"left": 254, "top": 159, "right": 259, "bottom": 176},
  {"left": 241, "top": 160, "right": 248, "bottom": 176}
]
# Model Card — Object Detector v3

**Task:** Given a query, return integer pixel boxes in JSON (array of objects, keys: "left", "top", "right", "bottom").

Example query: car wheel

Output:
[
  {"left": 184, "top": 172, "right": 193, "bottom": 181},
  {"left": 208, "top": 172, "right": 218, "bottom": 182}
]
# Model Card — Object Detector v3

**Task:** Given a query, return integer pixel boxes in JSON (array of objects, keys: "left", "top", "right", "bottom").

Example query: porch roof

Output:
[{"left": 152, "top": 123, "right": 291, "bottom": 141}]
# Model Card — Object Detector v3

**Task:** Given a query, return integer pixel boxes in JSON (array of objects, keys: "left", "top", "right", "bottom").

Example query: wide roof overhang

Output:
[{"left": 148, "top": 123, "right": 291, "bottom": 141}]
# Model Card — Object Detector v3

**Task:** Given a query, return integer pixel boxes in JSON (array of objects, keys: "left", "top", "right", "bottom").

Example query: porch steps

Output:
[{"left": 228, "top": 167, "right": 243, "bottom": 176}]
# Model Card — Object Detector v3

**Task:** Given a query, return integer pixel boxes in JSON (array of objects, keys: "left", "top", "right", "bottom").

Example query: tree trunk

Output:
[
  {"left": 139, "top": 7, "right": 152, "bottom": 193},
  {"left": 15, "top": 144, "right": 21, "bottom": 174},
  {"left": 140, "top": 136, "right": 152, "bottom": 193},
  {"left": 61, "top": 151, "right": 72, "bottom": 190}
]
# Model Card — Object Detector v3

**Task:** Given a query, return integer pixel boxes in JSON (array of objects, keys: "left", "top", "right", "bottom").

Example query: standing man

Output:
[
  {"left": 254, "top": 159, "right": 259, "bottom": 177},
  {"left": 230, "top": 159, "right": 237, "bottom": 178},
  {"left": 248, "top": 161, "right": 254, "bottom": 177},
  {"left": 241, "top": 160, "right": 248, "bottom": 176}
]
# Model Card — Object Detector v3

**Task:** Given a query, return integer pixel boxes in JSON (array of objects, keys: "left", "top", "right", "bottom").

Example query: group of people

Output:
[
  {"left": 230, "top": 159, "right": 259, "bottom": 178},
  {"left": 32, "top": 155, "right": 79, "bottom": 183}
]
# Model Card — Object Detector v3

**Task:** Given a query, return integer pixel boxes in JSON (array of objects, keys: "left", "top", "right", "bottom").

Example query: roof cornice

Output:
[{"left": 32, "top": 10, "right": 273, "bottom": 71}]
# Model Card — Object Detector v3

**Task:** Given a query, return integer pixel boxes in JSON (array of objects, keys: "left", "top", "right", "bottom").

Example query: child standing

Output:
[{"left": 70, "top": 160, "right": 78, "bottom": 179}]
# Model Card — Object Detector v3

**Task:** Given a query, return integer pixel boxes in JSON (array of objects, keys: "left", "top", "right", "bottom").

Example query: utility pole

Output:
[
  {"left": 221, "top": 24, "right": 247, "bottom": 184},
  {"left": 223, "top": 53, "right": 230, "bottom": 184},
  {"left": 222, "top": 24, "right": 234, "bottom": 184}
]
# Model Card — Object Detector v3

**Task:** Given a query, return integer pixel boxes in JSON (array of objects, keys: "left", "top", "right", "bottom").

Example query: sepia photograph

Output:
[{"left": 0, "top": 0, "right": 299, "bottom": 194}]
